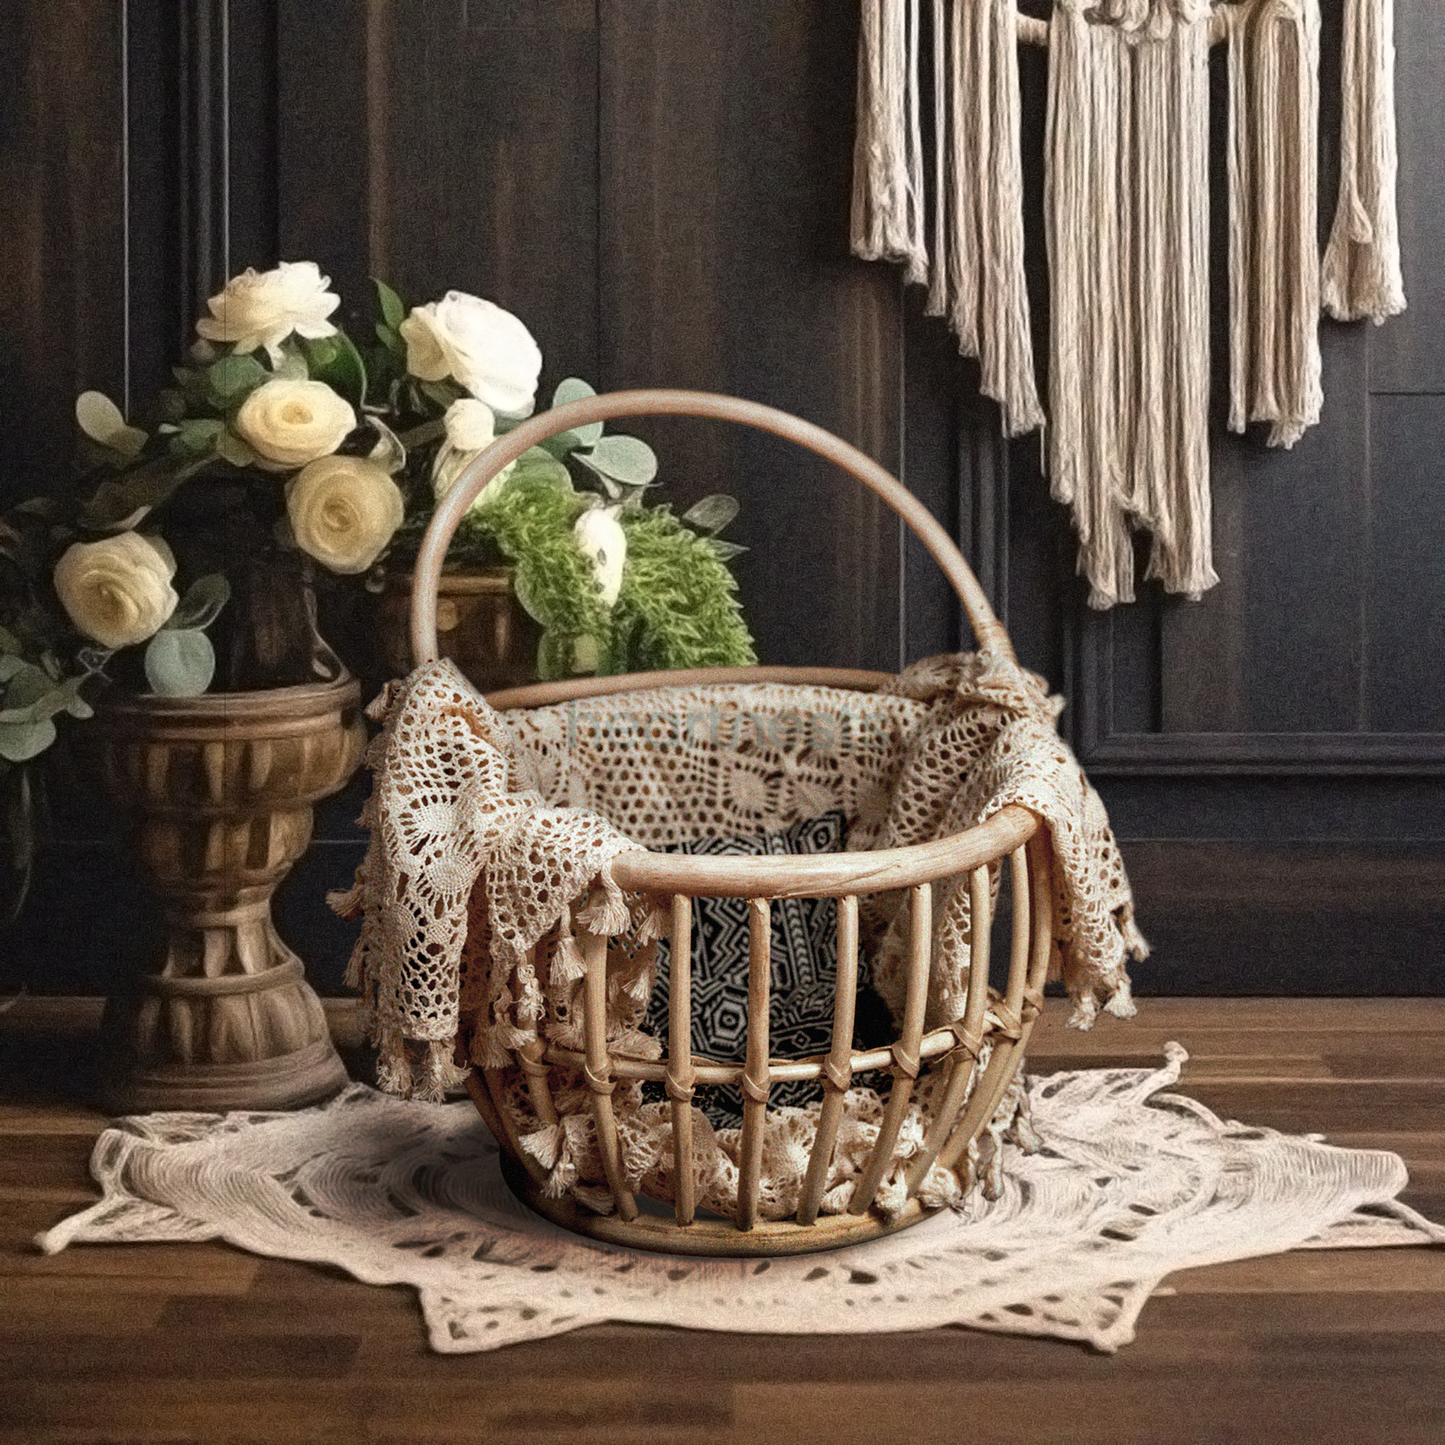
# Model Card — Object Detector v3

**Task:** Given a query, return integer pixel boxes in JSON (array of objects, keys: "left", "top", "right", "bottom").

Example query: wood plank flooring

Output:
[{"left": 2, "top": 995, "right": 1442, "bottom": 1445}]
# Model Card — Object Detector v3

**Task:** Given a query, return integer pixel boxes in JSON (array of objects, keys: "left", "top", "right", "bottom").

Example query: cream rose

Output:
[
  {"left": 195, "top": 261, "right": 340, "bottom": 356},
  {"left": 54, "top": 533, "right": 179, "bottom": 650},
  {"left": 398, "top": 291, "right": 541, "bottom": 415},
  {"left": 233, "top": 378, "right": 356, "bottom": 470},
  {"left": 444, "top": 397, "right": 498, "bottom": 453},
  {"left": 431, "top": 399, "right": 516, "bottom": 508},
  {"left": 287, "top": 455, "right": 405, "bottom": 575},
  {"left": 573, "top": 506, "right": 627, "bottom": 607}
]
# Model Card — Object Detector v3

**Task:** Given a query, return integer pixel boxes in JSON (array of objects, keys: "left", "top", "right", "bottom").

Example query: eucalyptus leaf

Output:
[
  {"left": 75, "top": 391, "right": 148, "bottom": 458},
  {"left": 507, "top": 449, "right": 573, "bottom": 491},
  {"left": 171, "top": 365, "right": 210, "bottom": 405},
  {"left": 0, "top": 630, "right": 21, "bottom": 657},
  {"left": 75, "top": 391, "right": 123, "bottom": 439},
  {"left": 374, "top": 278, "right": 406, "bottom": 330},
  {"left": 144, "top": 629, "right": 216, "bottom": 697},
  {"left": 0, "top": 718, "right": 55, "bottom": 764},
  {"left": 169, "top": 573, "right": 231, "bottom": 631},
  {"left": 683, "top": 494, "right": 740, "bottom": 536},
  {"left": 551, "top": 378, "right": 604, "bottom": 446},
  {"left": 538, "top": 432, "right": 585, "bottom": 461},
  {"left": 173, "top": 418, "right": 225, "bottom": 457},
  {"left": 575, "top": 435, "right": 658, "bottom": 488},
  {"left": 11, "top": 497, "right": 57, "bottom": 519},
  {"left": 0, "top": 673, "right": 91, "bottom": 727},
  {"left": 206, "top": 353, "right": 269, "bottom": 402},
  {"left": 1, "top": 663, "right": 55, "bottom": 712},
  {"left": 215, "top": 429, "right": 257, "bottom": 467}
]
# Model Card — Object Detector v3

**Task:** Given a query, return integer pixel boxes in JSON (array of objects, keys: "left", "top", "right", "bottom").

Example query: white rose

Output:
[
  {"left": 234, "top": 378, "right": 356, "bottom": 471},
  {"left": 287, "top": 455, "right": 405, "bottom": 575},
  {"left": 431, "top": 399, "right": 515, "bottom": 509},
  {"left": 54, "top": 533, "right": 179, "bottom": 650},
  {"left": 194, "top": 261, "right": 340, "bottom": 356},
  {"left": 398, "top": 291, "right": 541, "bottom": 415},
  {"left": 573, "top": 507, "right": 627, "bottom": 607},
  {"left": 444, "top": 397, "right": 498, "bottom": 452}
]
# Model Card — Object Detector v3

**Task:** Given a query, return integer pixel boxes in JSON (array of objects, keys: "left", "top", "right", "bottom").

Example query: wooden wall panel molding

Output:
[
  {"left": 7, "top": 1, "right": 1436, "bottom": 998},
  {"left": 1119, "top": 840, "right": 1445, "bottom": 995},
  {"left": 596, "top": 0, "right": 909, "bottom": 673},
  {"left": 1072, "top": 612, "right": 1445, "bottom": 776}
]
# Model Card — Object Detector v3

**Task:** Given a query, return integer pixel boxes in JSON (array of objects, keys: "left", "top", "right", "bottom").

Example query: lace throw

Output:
[{"left": 334, "top": 653, "right": 1147, "bottom": 1220}]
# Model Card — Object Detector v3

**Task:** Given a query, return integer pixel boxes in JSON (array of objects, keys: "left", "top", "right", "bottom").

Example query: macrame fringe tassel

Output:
[
  {"left": 1226, "top": 0, "right": 1323, "bottom": 451},
  {"left": 854, "top": 0, "right": 1043, "bottom": 436},
  {"left": 1323, "top": 0, "right": 1404, "bottom": 324},
  {"left": 415, "top": 1040, "right": 468, "bottom": 1104},
  {"left": 575, "top": 880, "right": 630, "bottom": 937},
  {"left": 374, "top": 1023, "right": 413, "bottom": 1098},
  {"left": 851, "top": 0, "right": 929, "bottom": 284},
  {"left": 549, "top": 922, "right": 587, "bottom": 988},
  {"left": 1046, "top": 3, "right": 1216, "bottom": 608},
  {"left": 944, "top": 0, "right": 1046, "bottom": 435}
]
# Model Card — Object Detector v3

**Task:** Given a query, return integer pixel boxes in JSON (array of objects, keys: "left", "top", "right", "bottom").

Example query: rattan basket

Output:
[{"left": 409, "top": 389, "right": 1052, "bottom": 1256}]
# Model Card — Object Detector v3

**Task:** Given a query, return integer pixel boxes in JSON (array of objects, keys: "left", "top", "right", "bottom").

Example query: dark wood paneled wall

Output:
[{"left": 2, "top": 1, "right": 1441, "bottom": 998}]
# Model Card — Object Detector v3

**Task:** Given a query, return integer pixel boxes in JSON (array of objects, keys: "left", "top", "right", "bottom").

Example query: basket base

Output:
[{"left": 499, "top": 1149, "right": 942, "bottom": 1257}]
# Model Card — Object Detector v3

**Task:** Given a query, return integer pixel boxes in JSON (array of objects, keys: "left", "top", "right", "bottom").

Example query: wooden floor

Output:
[{"left": 2, "top": 995, "right": 1443, "bottom": 1445}]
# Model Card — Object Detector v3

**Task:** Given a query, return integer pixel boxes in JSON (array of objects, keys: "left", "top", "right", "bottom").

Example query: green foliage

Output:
[
  {"left": 170, "top": 574, "right": 231, "bottom": 631},
  {"left": 682, "top": 494, "right": 740, "bottom": 536},
  {"left": 573, "top": 434, "right": 658, "bottom": 495},
  {"left": 445, "top": 476, "right": 756, "bottom": 680},
  {"left": 476, "top": 474, "right": 611, "bottom": 680},
  {"left": 144, "top": 629, "right": 216, "bottom": 696},
  {"left": 206, "top": 354, "right": 268, "bottom": 404},
  {"left": 543, "top": 377, "right": 605, "bottom": 450},
  {"left": 374, "top": 278, "right": 406, "bottom": 331},
  {"left": 79, "top": 454, "right": 211, "bottom": 529},
  {"left": 611, "top": 508, "right": 756, "bottom": 672},
  {"left": 301, "top": 332, "right": 368, "bottom": 407}
]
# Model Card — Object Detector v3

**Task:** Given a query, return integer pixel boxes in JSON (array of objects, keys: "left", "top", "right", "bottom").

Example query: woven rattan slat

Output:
[
  {"left": 905, "top": 866, "right": 994, "bottom": 1196},
  {"left": 735, "top": 899, "right": 773, "bottom": 1231},
  {"left": 666, "top": 893, "right": 697, "bottom": 1227},
  {"left": 582, "top": 928, "right": 637, "bottom": 1221},
  {"left": 796, "top": 895, "right": 860, "bottom": 1225},
  {"left": 848, "top": 882, "right": 934, "bottom": 1215}
]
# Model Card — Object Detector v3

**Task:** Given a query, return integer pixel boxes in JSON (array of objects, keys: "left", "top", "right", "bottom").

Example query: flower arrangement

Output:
[{"left": 0, "top": 260, "right": 755, "bottom": 906}]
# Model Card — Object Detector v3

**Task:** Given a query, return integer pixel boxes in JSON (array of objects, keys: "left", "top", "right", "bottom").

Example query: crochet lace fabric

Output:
[
  {"left": 38, "top": 1051, "right": 1445, "bottom": 1355},
  {"left": 335, "top": 653, "right": 1147, "bottom": 1222}
]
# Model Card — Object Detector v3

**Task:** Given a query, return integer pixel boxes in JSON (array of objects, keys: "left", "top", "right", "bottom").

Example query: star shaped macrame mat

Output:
[{"left": 38, "top": 1047, "right": 1445, "bottom": 1354}]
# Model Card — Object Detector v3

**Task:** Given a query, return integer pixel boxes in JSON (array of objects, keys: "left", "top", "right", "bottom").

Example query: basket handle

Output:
[{"left": 409, "top": 388, "right": 1012, "bottom": 670}]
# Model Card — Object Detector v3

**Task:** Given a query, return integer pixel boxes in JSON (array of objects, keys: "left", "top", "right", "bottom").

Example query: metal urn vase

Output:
[
  {"left": 90, "top": 674, "right": 366, "bottom": 1112},
  {"left": 377, "top": 568, "right": 539, "bottom": 692}
]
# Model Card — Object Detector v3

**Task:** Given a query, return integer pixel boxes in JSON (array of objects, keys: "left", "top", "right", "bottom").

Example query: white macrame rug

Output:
[{"left": 37, "top": 1045, "right": 1444, "bottom": 1355}]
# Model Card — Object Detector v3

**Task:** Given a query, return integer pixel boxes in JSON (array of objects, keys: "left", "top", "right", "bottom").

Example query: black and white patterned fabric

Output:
[{"left": 642, "top": 813, "right": 892, "bottom": 1127}]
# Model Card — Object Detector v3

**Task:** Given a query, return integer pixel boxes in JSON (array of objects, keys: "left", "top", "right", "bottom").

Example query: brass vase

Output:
[
  {"left": 377, "top": 568, "right": 540, "bottom": 692},
  {"left": 90, "top": 674, "right": 366, "bottom": 1112}
]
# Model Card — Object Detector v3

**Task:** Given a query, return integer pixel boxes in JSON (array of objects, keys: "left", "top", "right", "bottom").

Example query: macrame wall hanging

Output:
[{"left": 851, "top": 0, "right": 1404, "bottom": 608}]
